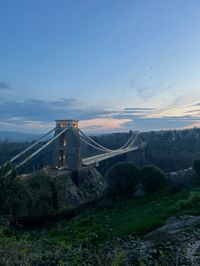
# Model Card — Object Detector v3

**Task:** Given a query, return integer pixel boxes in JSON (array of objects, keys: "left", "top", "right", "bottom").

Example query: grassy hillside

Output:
[{"left": 1, "top": 187, "right": 200, "bottom": 265}]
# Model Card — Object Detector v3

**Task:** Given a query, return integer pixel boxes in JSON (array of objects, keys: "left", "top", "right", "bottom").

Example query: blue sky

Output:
[{"left": 1, "top": 0, "right": 200, "bottom": 133}]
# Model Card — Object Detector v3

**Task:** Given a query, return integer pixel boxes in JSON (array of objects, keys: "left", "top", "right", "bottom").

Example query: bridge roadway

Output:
[{"left": 82, "top": 146, "right": 141, "bottom": 166}]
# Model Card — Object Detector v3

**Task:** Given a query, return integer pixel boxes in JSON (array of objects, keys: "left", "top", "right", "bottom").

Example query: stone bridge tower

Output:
[{"left": 52, "top": 120, "right": 82, "bottom": 171}]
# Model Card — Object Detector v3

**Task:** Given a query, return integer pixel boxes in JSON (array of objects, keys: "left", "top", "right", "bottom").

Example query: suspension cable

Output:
[
  {"left": 16, "top": 127, "right": 69, "bottom": 169},
  {"left": 80, "top": 135, "right": 110, "bottom": 152},
  {"left": 123, "top": 134, "right": 139, "bottom": 150},
  {"left": 80, "top": 137, "right": 109, "bottom": 153},
  {"left": 79, "top": 129, "right": 112, "bottom": 151},
  {"left": 118, "top": 132, "right": 136, "bottom": 149},
  {"left": 81, "top": 134, "right": 139, "bottom": 154},
  {"left": 9, "top": 127, "right": 56, "bottom": 163},
  {"left": 79, "top": 129, "right": 138, "bottom": 152}
]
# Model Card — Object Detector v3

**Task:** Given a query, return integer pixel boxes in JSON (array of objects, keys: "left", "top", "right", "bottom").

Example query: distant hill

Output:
[{"left": 0, "top": 131, "right": 41, "bottom": 142}]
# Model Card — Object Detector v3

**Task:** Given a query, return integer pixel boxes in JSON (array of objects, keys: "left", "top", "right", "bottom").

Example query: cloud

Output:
[
  {"left": 189, "top": 102, "right": 200, "bottom": 107},
  {"left": 0, "top": 118, "right": 53, "bottom": 133},
  {"left": 96, "top": 105, "right": 200, "bottom": 132},
  {"left": 181, "top": 122, "right": 200, "bottom": 129},
  {"left": 122, "top": 116, "right": 200, "bottom": 132},
  {"left": 0, "top": 98, "right": 131, "bottom": 132},
  {"left": 0, "top": 96, "right": 200, "bottom": 133},
  {"left": 0, "top": 82, "right": 11, "bottom": 91},
  {"left": 98, "top": 107, "right": 155, "bottom": 120},
  {"left": 0, "top": 98, "right": 78, "bottom": 121},
  {"left": 0, "top": 97, "right": 145, "bottom": 133},
  {"left": 79, "top": 118, "right": 132, "bottom": 132},
  {"left": 124, "top": 107, "right": 154, "bottom": 111}
]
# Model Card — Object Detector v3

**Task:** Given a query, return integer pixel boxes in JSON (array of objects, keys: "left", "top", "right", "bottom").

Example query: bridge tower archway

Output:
[{"left": 52, "top": 120, "right": 82, "bottom": 171}]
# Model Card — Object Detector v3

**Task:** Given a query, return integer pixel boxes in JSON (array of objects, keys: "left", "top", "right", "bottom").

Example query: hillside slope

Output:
[
  {"left": 0, "top": 131, "right": 41, "bottom": 142},
  {"left": 1, "top": 187, "right": 200, "bottom": 265}
]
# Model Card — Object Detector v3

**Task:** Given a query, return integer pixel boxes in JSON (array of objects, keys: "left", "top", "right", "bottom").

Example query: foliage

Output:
[
  {"left": 92, "top": 128, "right": 200, "bottom": 173},
  {"left": 0, "top": 168, "right": 58, "bottom": 223},
  {"left": 178, "top": 191, "right": 200, "bottom": 209},
  {"left": 111, "top": 248, "right": 125, "bottom": 266},
  {"left": 0, "top": 188, "right": 200, "bottom": 265},
  {"left": 140, "top": 165, "right": 167, "bottom": 194},
  {"left": 1, "top": 127, "right": 200, "bottom": 174},
  {"left": 23, "top": 171, "right": 58, "bottom": 221},
  {"left": 0, "top": 140, "right": 53, "bottom": 173},
  {"left": 0, "top": 163, "right": 26, "bottom": 224},
  {"left": 142, "top": 128, "right": 200, "bottom": 172},
  {"left": 193, "top": 158, "right": 200, "bottom": 176},
  {"left": 106, "top": 162, "right": 140, "bottom": 197}
]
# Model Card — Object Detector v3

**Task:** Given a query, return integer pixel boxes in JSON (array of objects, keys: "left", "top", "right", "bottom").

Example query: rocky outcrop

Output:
[
  {"left": 147, "top": 215, "right": 200, "bottom": 236},
  {"left": 52, "top": 167, "right": 107, "bottom": 212},
  {"left": 93, "top": 215, "right": 200, "bottom": 265},
  {"left": 16, "top": 167, "right": 107, "bottom": 222},
  {"left": 167, "top": 168, "right": 199, "bottom": 189},
  {"left": 34, "top": 215, "right": 200, "bottom": 265}
]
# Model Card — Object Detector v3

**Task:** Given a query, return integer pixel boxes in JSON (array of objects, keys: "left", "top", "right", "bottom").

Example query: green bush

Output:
[
  {"left": 178, "top": 191, "right": 200, "bottom": 209},
  {"left": 0, "top": 168, "right": 59, "bottom": 224},
  {"left": 106, "top": 162, "right": 140, "bottom": 197},
  {"left": 25, "top": 171, "right": 58, "bottom": 220},
  {"left": 140, "top": 165, "right": 167, "bottom": 194},
  {"left": 0, "top": 163, "right": 26, "bottom": 224},
  {"left": 193, "top": 159, "right": 200, "bottom": 176}
]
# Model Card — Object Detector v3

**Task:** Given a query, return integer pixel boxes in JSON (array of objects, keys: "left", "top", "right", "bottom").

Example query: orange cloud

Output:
[
  {"left": 178, "top": 121, "right": 200, "bottom": 130},
  {"left": 79, "top": 118, "right": 132, "bottom": 131}
]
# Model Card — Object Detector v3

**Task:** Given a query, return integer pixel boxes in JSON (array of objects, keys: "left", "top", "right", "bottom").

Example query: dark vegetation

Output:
[
  {"left": 0, "top": 161, "right": 167, "bottom": 226},
  {"left": 193, "top": 158, "right": 200, "bottom": 176},
  {"left": 140, "top": 165, "right": 167, "bottom": 194},
  {"left": 0, "top": 127, "right": 200, "bottom": 226},
  {"left": 0, "top": 140, "right": 53, "bottom": 174},
  {"left": 1, "top": 187, "right": 200, "bottom": 265},
  {"left": 1, "top": 127, "right": 200, "bottom": 173},
  {"left": 106, "top": 162, "right": 166, "bottom": 197},
  {"left": 83, "top": 128, "right": 200, "bottom": 173},
  {"left": 106, "top": 162, "right": 140, "bottom": 196},
  {"left": 81, "top": 128, "right": 200, "bottom": 174},
  {"left": 1, "top": 128, "right": 200, "bottom": 264}
]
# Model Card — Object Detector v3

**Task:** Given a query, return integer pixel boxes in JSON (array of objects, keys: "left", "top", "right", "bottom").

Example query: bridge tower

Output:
[{"left": 52, "top": 120, "right": 82, "bottom": 171}]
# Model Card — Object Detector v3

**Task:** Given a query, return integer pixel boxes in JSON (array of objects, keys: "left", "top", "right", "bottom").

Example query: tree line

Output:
[{"left": 1, "top": 127, "right": 200, "bottom": 173}]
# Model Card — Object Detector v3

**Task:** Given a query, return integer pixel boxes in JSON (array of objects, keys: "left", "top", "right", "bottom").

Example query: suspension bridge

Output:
[{"left": 6, "top": 120, "right": 145, "bottom": 171}]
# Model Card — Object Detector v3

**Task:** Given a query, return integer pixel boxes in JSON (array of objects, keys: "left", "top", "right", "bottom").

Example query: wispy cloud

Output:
[
  {"left": 79, "top": 118, "right": 132, "bottom": 132},
  {"left": 124, "top": 107, "right": 154, "bottom": 111},
  {"left": 0, "top": 96, "right": 200, "bottom": 133},
  {"left": 0, "top": 98, "right": 131, "bottom": 132}
]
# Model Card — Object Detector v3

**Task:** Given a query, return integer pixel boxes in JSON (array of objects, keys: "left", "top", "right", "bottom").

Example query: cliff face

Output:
[
  {"left": 14, "top": 167, "right": 107, "bottom": 223},
  {"left": 53, "top": 167, "right": 107, "bottom": 212}
]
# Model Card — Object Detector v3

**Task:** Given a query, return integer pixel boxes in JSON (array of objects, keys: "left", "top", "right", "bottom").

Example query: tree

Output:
[
  {"left": 140, "top": 165, "right": 167, "bottom": 194},
  {"left": 0, "top": 162, "right": 26, "bottom": 225},
  {"left": 193, "top": 159, "right": 200, "bottom": 176},
  {"left": 106, "top": 162, "right": 140, "bottom": 197},
  {"left": 25, "top": 171, "right": 58, "bottom": 220}
]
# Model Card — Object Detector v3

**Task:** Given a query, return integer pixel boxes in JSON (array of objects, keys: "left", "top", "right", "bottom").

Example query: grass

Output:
[
  {"left": 52, "top": 188, "right": 200, "bottom": 243},
  {"left": 1, "top": 187, "right": 200, "bottom": 264},
  {"left": 20, "top": 187, "right": 200, "bottom": 244}
]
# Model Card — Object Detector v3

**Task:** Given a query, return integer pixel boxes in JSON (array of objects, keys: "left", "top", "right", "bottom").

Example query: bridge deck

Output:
[{"left": 82, "top": 146, "right": 140, "bottom": 166}]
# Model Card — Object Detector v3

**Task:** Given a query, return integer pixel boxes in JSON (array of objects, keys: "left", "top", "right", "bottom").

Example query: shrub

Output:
[
  {"left": 193, "top": 159, "right": 200, "bottom": 176},
  {"left": 25, "top": 171, "right": 58, "bottom": 220},
  {"left": 178, "top": 191, "right": 200, "bottom": 209},
  {"left": 106, "top": 162, "right": 140, "bottom": 197},
  {"left": 140, "top": 165, "right": 167, "bottom": 194},
  {"left": 0, "top": 163, "right": 26, "bottom": 225}
]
